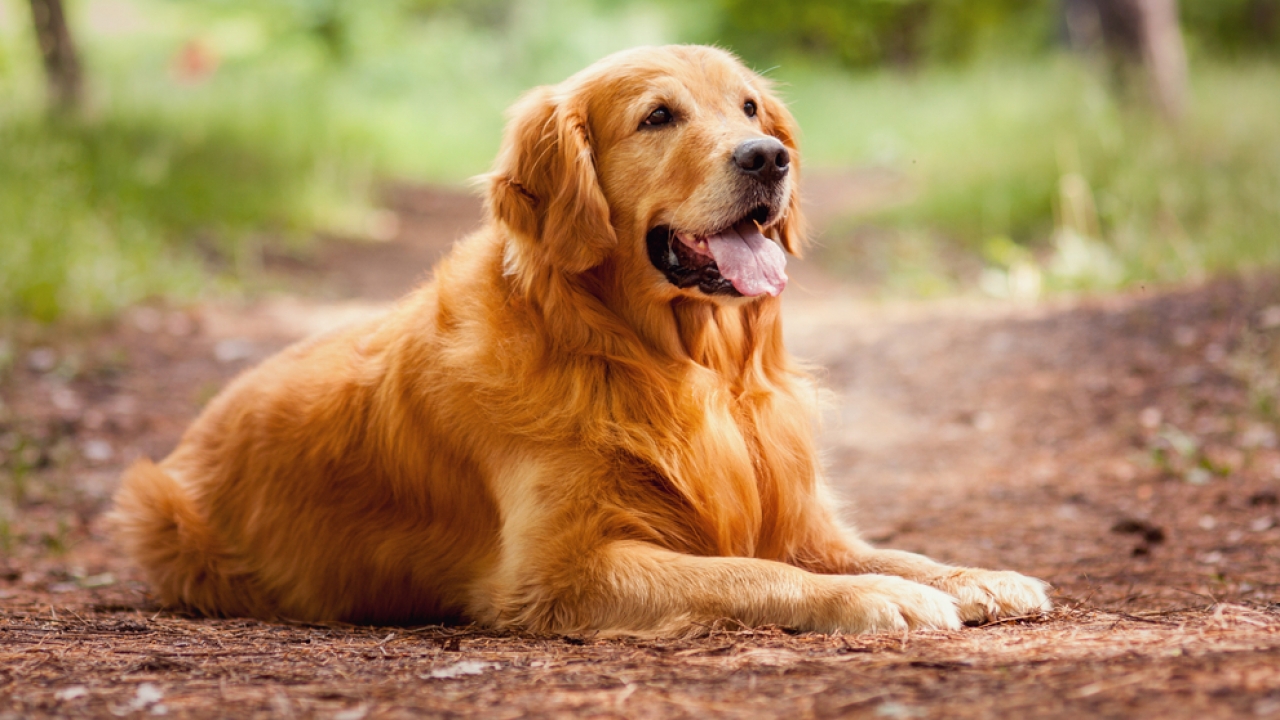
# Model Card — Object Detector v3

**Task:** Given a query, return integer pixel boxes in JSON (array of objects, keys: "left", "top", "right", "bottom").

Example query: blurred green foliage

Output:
[
  {"left": 1182, "top": 0, "right": 1280, "bottom": 56},
  {"left": 793, "top": 59, "right": 1280, "bottom": 296},
  {"left": 0, "top": 0, "right": 1278, "bottom": 322},
  {"left": 709, "top": 0, "right": 1055, "bottom": 67},
  {"left": 0, "top": 0, "right": 670, "bottom": 321},
  {"left": 0, "top": 105, "right": 359, "bottom": 321},
  {"left": 709, "top": 0, "right": 1278, "bottom": 68}
]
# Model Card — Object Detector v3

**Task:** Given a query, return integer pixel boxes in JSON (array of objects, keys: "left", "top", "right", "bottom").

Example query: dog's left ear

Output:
[
  {"left": 758, "top": 89, "right": 807, "bottom": 257},
  {"left": 487, "top": 87, "right": 616, "bottom": 274}
]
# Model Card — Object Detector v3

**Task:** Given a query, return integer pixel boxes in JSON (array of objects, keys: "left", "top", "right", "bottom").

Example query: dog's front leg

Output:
[
  {"left": 842, "top": 544, "right": 1052, "bottom": 624},
  {"left": 798, "top": 519, "right": 1052, "bottom": 623},
  {"left": 475, "top": 539, "right": 962, "bottom": 636}
]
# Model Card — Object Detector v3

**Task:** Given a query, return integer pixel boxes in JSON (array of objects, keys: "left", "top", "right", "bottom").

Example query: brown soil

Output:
[{"left": 3, "top": 182, "right": 1280, "bottom": 719}]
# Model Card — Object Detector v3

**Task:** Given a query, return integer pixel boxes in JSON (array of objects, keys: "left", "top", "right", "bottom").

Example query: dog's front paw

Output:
[
  {"left": 820, "top": 575, "right": 962, "bottom": 634},
  {"left": 932, "top": 569, "right": 1052, "bottom": 623}
]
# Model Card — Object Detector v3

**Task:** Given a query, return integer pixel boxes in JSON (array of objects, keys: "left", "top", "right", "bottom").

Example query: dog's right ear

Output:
[{"left": 487, "top": 86, "right": 616, "bottom": 274}]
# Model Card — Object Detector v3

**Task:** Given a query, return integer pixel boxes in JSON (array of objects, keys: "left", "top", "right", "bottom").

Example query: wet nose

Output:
[{"left": 732, "top": 137, "right": 790, "bottom": 183}]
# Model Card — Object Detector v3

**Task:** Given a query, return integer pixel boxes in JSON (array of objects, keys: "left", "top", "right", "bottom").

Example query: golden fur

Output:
[{"left": 111, "top": 46, "right": 1050, "bottom": 635}]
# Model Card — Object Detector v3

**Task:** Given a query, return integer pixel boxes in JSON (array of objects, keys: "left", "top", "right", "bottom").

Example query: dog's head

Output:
[{"left": 487, "top": 45, "right": 804, "bottom": 303}]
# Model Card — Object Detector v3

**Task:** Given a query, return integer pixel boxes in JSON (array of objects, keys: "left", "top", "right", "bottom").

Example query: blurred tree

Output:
[
  {"left": 1065, "top": 0, "right": 1188, "bottom": 120},
  {"left": 27, "top": 0, "right": 82, "bottom": 112}
]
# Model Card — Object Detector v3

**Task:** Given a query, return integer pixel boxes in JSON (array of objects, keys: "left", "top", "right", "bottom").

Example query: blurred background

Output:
[{"left": 1, "top": 0, "right": 1278, "bottom": 322}]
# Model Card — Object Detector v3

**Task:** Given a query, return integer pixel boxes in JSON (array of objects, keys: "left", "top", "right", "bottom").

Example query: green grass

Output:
[
  {"left": 1, "top": 0, "right": 1278, "bottom": 321},
  {"left": 0, "top": 0, "right": 372, "bottom": 321},
  {"left": 781, "top": 58, "right": 1280, "bottom": 296},
  {"left": 0, "top": 110, "right": 364, "bottom": 321},
  {"left": 0, "top": 0, "right": 675, "bottom": 322},
  {"left": 74, "top": 0, "right": 677, "bottom": 183}
]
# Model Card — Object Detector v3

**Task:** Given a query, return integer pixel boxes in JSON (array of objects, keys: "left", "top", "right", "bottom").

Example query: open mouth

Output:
[{"left": 646, "top": 205, "right": 788, "bottom": 298}]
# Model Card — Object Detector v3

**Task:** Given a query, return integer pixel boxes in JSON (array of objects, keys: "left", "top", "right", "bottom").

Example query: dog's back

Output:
[{"left": 110, "top": 282, "right": 505, "bottom": 623}]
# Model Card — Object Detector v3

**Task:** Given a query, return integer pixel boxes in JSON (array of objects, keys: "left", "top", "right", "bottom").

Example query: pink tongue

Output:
[{"left": 704, "top": 220, "right": 788, "bottom": 297}]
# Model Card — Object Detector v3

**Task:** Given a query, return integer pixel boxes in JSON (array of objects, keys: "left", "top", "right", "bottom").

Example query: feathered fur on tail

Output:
[{"left": 109, "top": 459, "right": 259, "bottom": 617}]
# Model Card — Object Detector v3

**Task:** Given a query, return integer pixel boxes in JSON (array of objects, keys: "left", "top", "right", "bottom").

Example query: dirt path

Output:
[{"left": 3, "top": 183, "right": 1280, "bottom": 718}]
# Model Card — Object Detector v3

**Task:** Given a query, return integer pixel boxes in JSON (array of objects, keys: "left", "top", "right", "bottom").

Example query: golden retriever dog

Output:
[{"left": 111, "top": 45, "right": 1050, "bottom": 635}]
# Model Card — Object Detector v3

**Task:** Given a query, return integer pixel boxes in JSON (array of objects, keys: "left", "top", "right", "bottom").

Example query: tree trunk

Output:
[
  {"left": 28, "top": 0, "right": 82, "bottom": 113},
  {"left": 1135, "top": 0, "right": 1187, "bottom": 120},
  {"left": 1064, "top": 0, "right": 1188, "bottom": 121}
]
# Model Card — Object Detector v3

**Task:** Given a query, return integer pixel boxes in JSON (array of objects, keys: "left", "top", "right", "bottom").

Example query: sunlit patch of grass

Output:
[
  {"left": 78, "top": 0, "right": 677, "bottom": 184},
  {"left": 0, "top": 0, "right": 676, "bottom": 323},
  {"left": 2, "top": 0, "right": 1278, "bottom": 320},
  {"left": 781, "top": 58, "right": 1280, "bottom": 294},
  {"left": 0, "top": 1, "right": 370, "bottom": 322},
  {"left": 0, "top": 110, "right": 360, "bottom": 321}
]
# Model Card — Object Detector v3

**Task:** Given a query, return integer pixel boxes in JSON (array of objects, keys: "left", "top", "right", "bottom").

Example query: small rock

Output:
[
  {"left": 27, "top": 347, "right": 58, "bottom": 373},
  {"left": 1185, "top": 467, "right": 1212, "bottom": 486},
  {"left": 214, "top": 338, "right": 254, "bottom": 364},
  {"left": 165, "top": 312, "right": 195, "bottom": 337},
  {"left": 1173, "top": 325, "right": 1197, "bottom": 348},
  {"left": 51, "top": 386, "right": 81, "bottom": 412},
  {"left": 1259, "top": 304, "right": 1280, "bottom": 330},
  {"left": 82, "top": 439, "right": 114, "bottom": 464},
  {"left": 1110, "top": 518, "right": 1165, "bottom": 544},
  {"left": 130, "top": 683, "right": 164, "bottom": 710},
  {"left": 1248, "top": 490, "right": 1278, "bottom": 507},
  {"left": 1241, "top": 425, "right": 1278, "bottom": 449},
  {"left": 1198, "top": 515, "right": 1217, "bottom": 530},
  {"left": 80, "top": 572, "right": 116, "bottom": 588},
  {"left": 875, "top": 701, "right": 924, "bottom": 719},
  {"left": 1250, "top": 517, "right": 1275, "bottom": 533},
  {"left": 424, "top": 661, "right": 495, "bottom": 680},
  {"left": 366, "top": 209, "right": 401, "bottom": 242},
  {"left": 55, "top": 686, "right": 88, "bottom": 701},
  {"left": 1253, "top": 696, "right": 1280, "bottom": 717},
  {"left": 131, "top": 307, "right": 163, "bottom": 334}
]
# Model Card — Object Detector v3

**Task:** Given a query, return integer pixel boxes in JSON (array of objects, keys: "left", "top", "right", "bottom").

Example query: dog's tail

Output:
[{"left": 109, "top": 459, "right": 258, "bottom": 617}]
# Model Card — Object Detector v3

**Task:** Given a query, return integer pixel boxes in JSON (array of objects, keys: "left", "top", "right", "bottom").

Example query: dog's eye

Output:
[
  {"left": 743, "top": 100, "right": 757, "bottom": 118},
  {"left": 641, "top": 107, "right": 673, "bottom": 128}
]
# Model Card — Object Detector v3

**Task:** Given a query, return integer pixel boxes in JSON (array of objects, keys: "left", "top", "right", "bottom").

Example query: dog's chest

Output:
[{"left": 636, "top": 380, "right": 817, "bottom": 558}]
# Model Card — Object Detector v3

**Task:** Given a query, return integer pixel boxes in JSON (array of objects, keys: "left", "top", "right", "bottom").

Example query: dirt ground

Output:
[{"left": 3, "top": 180, "right": 1280, "bottom": 719}]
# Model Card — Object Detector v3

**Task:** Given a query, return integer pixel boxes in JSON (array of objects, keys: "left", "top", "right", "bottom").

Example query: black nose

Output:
[{"left": 733, "top": 137, "right": 790, "bottom": 183}]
